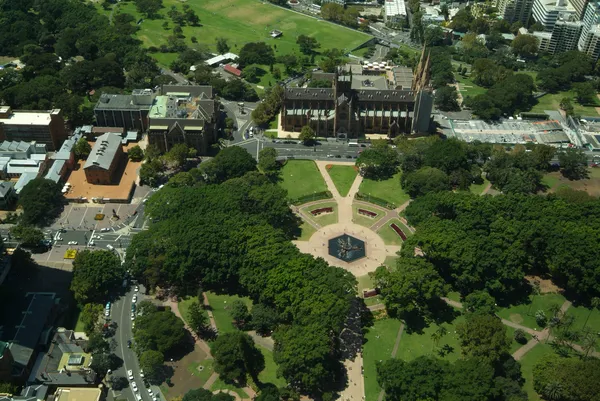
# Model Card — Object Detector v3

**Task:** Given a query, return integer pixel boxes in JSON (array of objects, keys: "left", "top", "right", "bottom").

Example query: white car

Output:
[
  {"left": 140, "top": 369, "right": 145, "bottom": 379},
  {"left": 147, "top": 389, "right": 152, "bottom": 397},
  {"left": 127, "top": 370, "right": 134, "bottom": 380},
  {"left": 68, "top": 241, "right": 78, "bottom": 245},
  {"left": 101, "top": 227, "right": 110, "bottom": 232},
  {"left": 132, "top": 295, "right": 137, "bottom": 303},
  {"left": 89, "top": 241, "right": 95, "bottom": 246},
  {"left": 104, "top": 310, "right": 110, "bottom": 317},
  {"left": 136, "top": 394, "right": 142, "bottom": 401},
  {"left": 135, "top": 286, "right": 139, "bottom": 292},
  {"left": 131, "top": 313, "right": 135, "bottom": 321},
  {"left": 131, "top": 381, "right": 138, "bottom": 392}
]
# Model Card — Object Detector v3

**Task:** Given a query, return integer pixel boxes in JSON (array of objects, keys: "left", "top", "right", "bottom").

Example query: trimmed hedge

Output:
[
  {"left": 290, "top": 191, "right": 333, "bottom": 205},
  {"left": 355, "top": 192, "right": 396, "bottom": 210}
]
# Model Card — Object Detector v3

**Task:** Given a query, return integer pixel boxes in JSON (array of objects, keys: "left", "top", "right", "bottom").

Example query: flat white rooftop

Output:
[
  {"left": 385, "top": 0, "right": 407, "bottom": 17},
  {"left": 0, "top": 111, "right": 52, "bottom": 126}
]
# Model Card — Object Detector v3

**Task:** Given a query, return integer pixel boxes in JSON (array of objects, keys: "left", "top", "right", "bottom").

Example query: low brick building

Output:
[{"left": 83, "top": 133, "right": 123, "bottom": 185}]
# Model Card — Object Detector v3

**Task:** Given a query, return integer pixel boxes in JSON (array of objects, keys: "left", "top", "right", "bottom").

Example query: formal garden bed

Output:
[
  {"left": 310, "top": 207, "right": 333, "bottom": 216},
  {"left": 352, "top": 204, "right": 385, "bottom": 227},
  {"left": 377, "top": 218, "right": 412, "bottom": 246},
  {"left": 358, "top": 208, "right": 378, "bottom": 218},
  {"left": 390, "top": 223, "right": 407, "bottom": 241},
  {"left": 301, "top": 202, "right": 338, "bottom": 226}
]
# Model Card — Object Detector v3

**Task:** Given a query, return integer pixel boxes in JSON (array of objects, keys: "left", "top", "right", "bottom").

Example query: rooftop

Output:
[
  {"left": 84, "top": 133, "right": 122, "bottom": 171},
  {"left": 95, "top": 94, "right": 152, "bottom": 111},
  {"left": 54, "top": 388, "right": 101, "bottom": 401},
  {"left": 0, "top": 181, "right": 15, "bottom": 197},
  {"left": 0, "top": 111, "right": 52, "bottom": 126},
  {"left": 448, "top": 119, "right": 570, "bottom": 144},
  {"left": 14, "top": 172, "right": 38, "bottom": 194},
  {"left": 385, "top": 0, "right": 407, "bottom": 16},
  {"left": 205, "top": 52, "right": 239, "bottom": 66},
  {"left": 351, "top": 75, "right": 389, "bottom": 90}
]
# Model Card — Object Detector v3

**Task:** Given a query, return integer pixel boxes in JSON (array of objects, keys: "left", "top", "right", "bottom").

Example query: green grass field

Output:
[
  {"left": 298, "top": 220, "right": 317, "bottom": 240},
  {"left": 257, "top": 346, "right": 287, "bottom": 387},
  {"left": 211, "top": 378, "right": 249, "bottom": 399},
  {"left": 279, "top": 160, "right": 327, "bottom": 200},
  {"left": 111, "top": 0, "right": 370, "bottom": 66},
  {"left": 377, "top": 218, "right": 411, "bottom": 246},
  {"left": 303, "top": 201, "right": 338, "bottom": 226},
  {"left": 530, "top": 90, "right": 600, "bottom": 116},
  {"left": 363, "top": 318, "right": 403, "bottom": 401},
  {"left": 454, "top": 74, "right": 487, "bottom": 98},
  {"left": 205, "top": 292, "right": 253, "bottom": 334},
  {"left": 497, "top": 293, "right": 567, "bottom": 331},
  {"left": 326, "top": 165, "right": 358, "bottom": 197},
  {"left": 359, "top": 172, "right": 409, "bottom": 207},
  {"left": 352, "top": 204, "right": 384, "bottom": 227},
  {"left": 187, "top": 359, "right": 215, "bottom": 383},
  {"left": 519, "top": 343, "right": 555, "bottom": 401},
  {"left": 469, "top": 178, "right": 490, "bottom": 195},
  {"left": 394, "top": 315, "right": 465, "bottom": 363},
  {"left": 384, "top": 255, "right": 399, "bottom": 268},
  {"left": 505, "top": 325, "right": 532, "bottom": 354}
]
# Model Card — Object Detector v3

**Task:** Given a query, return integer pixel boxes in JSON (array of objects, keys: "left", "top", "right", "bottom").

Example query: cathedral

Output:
[{"left": 280, "top": 49, "right": 434, "bottom": 138}]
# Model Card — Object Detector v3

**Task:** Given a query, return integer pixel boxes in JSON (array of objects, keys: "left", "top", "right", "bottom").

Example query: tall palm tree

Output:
[
  {"left": 582, "top": 332, "right": 598, "bottom": 359},
  {"left": 544, "top": 381, "right": 563, "bottom": 401},
  {"left": 431, "top": 325, "right": 447, "bottom": 351},
  {"left": 582, "top": 297, "right": 600, "bottom": 331}
]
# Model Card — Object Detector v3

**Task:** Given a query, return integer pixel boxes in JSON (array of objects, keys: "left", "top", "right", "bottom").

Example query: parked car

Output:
[
  {"left": 101, "top": 228, "right": 110, "bottom": 232},
  {"left": 68, "top": 241, "right": 78, "bottom": 245},
  {"left": 128, "top": 370, "right": 134, "bottom": 380},
  {"left": 127, "top": 340, "right": 132, "bottom": 348},
  {"left": 131, "top": 382, "right": 138, "bottom": 392},
  {"left": 135, "top": 286, "right": 139, "bottom": 292},
  {"left": 132, "top": 295, "right": 137, "bottom": 303}
]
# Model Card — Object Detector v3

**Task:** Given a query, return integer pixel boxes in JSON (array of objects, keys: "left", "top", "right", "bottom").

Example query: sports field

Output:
[{"left": 112, "top": 0, "right": 370, "bottom": 64}]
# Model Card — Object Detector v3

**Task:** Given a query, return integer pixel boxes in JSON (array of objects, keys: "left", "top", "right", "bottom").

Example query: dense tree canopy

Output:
[
  {"left": 355, "top": 143, "right": 399, "bottom": 179},
  {"left": 199, "top": 146, "right": 257, "bottom": 184},
  {"left": 133, "top": 301, "right": 186, "bottom": 355},
  {"left": 71, "top": 250, "right": 124, "bottom": 305},
  {"left": 533, "top": 354, "right": 600, "bottom": 401},
  {"left": 403, "top": 191, "right": 600, "bottom": 304},
  {"left": 18, "top": 178, "right": 63, "bottom": 226},
  {"left": 212, "top": 331, "right": 264, "bottom": 384}
]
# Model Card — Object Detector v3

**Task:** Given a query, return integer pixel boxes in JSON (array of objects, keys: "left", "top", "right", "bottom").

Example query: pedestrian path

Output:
[{"left": 376, "top": 323, "right": 405, "bottom": 401}]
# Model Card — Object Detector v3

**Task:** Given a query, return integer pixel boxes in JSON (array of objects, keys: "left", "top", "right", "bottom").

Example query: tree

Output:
[
  {"left": 434, "top": 86, "right": 460, "bottom": 111},
  {"left": 296, "top": 35, "right": 320, "bottom": 55},
  {"left": 238, "top": 42, "right": 275, "bottom": 67},
  {"left": 273, "top": 324, "right": 335, "bottom": 394},
  {"left": 187, "top": 299, "right": 209, "bottom": 335},
  {"left": 258, "top": 147, "right": 279, "bottom": 180},
  {"left": 321, "top": 3, "right": 345, "bottom": 22},
  {"left": 251, "top": 303, "right": 279, "bottom": 335},
  {"left": 456, "top": 314, "right": 510, "bottom": 364},
  {"left": 80, "top": 303, "right": 104, "bottom": 336},
  {"left": 145, "top": 144, "right": 161, "bottom": 161},
  {"left": 134, "top": 0, "right": 163, "bottom": 18},
  {"left": 211, "top": 331, "right": 264, "bottom": 384},
  {"left": 559, "top": 97, "right": 574, "bottom": 115},
  {"left": 128, "top": 145, "right": 144, "bottom": 161},
  {"left": 216, "top": 38, "right": 230, "bottom": 54},
  {"left": 573, "top": 81, "right": 596, "bottom": 104},
  {"left": 255, "top": 386, "right": 280, "bottom": 401},
  {"left": 533, "top": 354, "right": 600, "bottom": 401},
  {"left": 110, "top": 376, "right": 129, "bottom": 391},
  {"left": 199, "top": 147, "right": 257, "bottom": 184},
  {"left": 74, "top": 137, "right": 92, "bottom": 160},
  {"left": 558, "top": 148, "right": 589, "bottom": 180},
  {"left": 230, "top": 300, "right": 250, "bottom": 328},
  {"left": 86, "top": 332, "right": 110, "bottom": 354},
  {"left": 373, "top": 259, "right": 448, "bottom": 327},
  {"left": 185, "top": 8, "right": 200, "bottom": 26},
  {"left": 402, "top": 167, "right": 450, "bottom": 198},
  {"left": 139, "top": 350, "right": 164, "bottom": 383},
  {"left": 18, "top": 178, "right": 63, "bottom": 225},
  {"left": 140, "top": 159, "right": 165, "bottom": 187},
  {"left": 377, "top": 356, "right": 449, "bottom": 401},
  {"left": 164, "top": 143, "right": 190, "bottom": 169},
  {"left": 514, "top": 329, "right": 527, "bottom": 344},
  {"left": 133, "top": 302, "right": 186, "bottom": 354},
  {"left": 511, "top": 34, "right": 538, "bottom": 58},
  {"left": 71, "top": 250, "right": 124, "bottom": 305},
  {"left": 10, "top": 225, "right": 44, "bottom": 247},
  {"left": 298, "top": 125, "right": 315, "bottom": 144},
  {"left": 355, "top": 146, "right": 399, "bottom": 180},
  {"left": 463, "top": 290, "right": 497, "bottom": 315},
  {"left": 183, "top": 389, "right": 214, "bottom": 401}
]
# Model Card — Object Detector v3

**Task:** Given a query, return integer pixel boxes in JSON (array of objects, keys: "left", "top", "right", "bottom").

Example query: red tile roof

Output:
[{"left": 224, "top": 64, "right": 242, "bottom": 77}]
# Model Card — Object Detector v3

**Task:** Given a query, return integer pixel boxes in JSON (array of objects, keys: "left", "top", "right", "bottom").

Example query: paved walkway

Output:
[
  {"left": 163, "top": 298, "right": 213, "bottom": 357},
  {"left": 202, "top": 292, "right": 218, "bottom": 331}
]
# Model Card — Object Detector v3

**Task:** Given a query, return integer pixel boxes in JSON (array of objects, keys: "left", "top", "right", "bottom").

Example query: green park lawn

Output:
[
  {"left": 394, "top": 315, "right": 465, "bottom": 363},
  {"left": 357, "top": 274, "right": 375, "bottom": 294},
  {"left": 363, "top": 318, "right": 403, "bottom": 401},
  {"left": 469, "top": 178, "right": 490, "bottom": 195},
  {"left": 377, "top": 218, "right": 411, "bottom": 246},
  {"left": 530, "top": 90, "right": 600, "bottom": 116},
  {"left": 384, "top": 256, "right": 399, "bottom": 267},
  {"left": 279, "top": 160, "right": 327, "bottom": 200},
  {"left": 211, "top": 379, "right": 249, "bottom": 399},
  {"left": 519, "top": 343, "right": 555, "bottom": 401},
  {"left": 257, "top": 346, "right": 287, "bottom": 387},
  {"left": 541, "top": 168, "right": 600, "bottom": 197},
  {"left": 454, "top": 73, "right": 487, "bottom": 98},
  {"left": 505, "top": 325, "right": 532, "bottom": 354},
  {"left": 298, "top": 221, "right": 317, "bottom": 241},
  {"left": 326, "top": 165, "right": 358, "bottom": 197},
  {"left": 359, "top": 172, "right": 409, "bottom": 207},
  {"left": 446, "top": 291, "right": 461, "bottom": 303},
  {"left": 497, "top": 293, "right": 567, "bottom": 331},
  {"left": 187, "top": 359, "right": 215, "bottom": 383},
  {"left": 111, "top": 0, "right": 369, "bottom": 66},
  {"left": 205, "top": 292, "right": 252, "bottom": 334},
  {"left": 178, "top": 296, "right": 209, "bottom": 327},
  {"left": 352, "top": 204, "right": 384, "bottom": 227},
  {"left": 301, "top": 201, "right": 338, "bottom": 226}
]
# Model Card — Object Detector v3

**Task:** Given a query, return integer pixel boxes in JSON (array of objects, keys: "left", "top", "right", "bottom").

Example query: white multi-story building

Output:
[
  {"left": 532, "top": 0, "right": 576, "bottom": 30},
  {"left": 579, "top": 24, "right": 600, "bottom": 59},
  {"left": 578, "top": 1, "right": 600, "bottom": 59},
  {"left": 385, "top": 0, "right": 407, "bottom": 24},
  {"left": 496, "top": 0, "right": 535, "bottom": 24},
  {"left": 549, "top": 16, "right": 584, "bottom": 53}
]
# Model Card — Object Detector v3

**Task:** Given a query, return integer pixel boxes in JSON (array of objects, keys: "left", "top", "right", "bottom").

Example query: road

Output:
[
  {"left": 234, "top": 137, "right": 369, "bottom": 160},
  {"left": 108, "top": 284, "right": 164, "bottom": 401}
]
